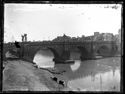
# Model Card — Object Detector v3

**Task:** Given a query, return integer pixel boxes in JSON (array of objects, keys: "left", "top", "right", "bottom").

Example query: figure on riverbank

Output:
[
  {"left": 58, "top": 80, "right": 65, "bottom": 87},
  {"left": 50, "top": 77, "right": 58, "bottom": 82},
  {"left": 50, "top": 76, "right": 65, "bottom": 87}
]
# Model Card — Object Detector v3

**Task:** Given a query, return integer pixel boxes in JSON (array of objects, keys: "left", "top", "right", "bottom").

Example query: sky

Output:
[{"left": 4, "top": 4, "right": 122, "bottom": 43}]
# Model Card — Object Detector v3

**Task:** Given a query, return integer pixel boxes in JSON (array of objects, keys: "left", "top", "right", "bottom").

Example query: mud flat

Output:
[{"left": 2, "top": 59, "right": 72, "bottom": 91}]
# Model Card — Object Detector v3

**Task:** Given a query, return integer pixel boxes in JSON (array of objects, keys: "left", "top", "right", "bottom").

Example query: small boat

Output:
[{"left": 53, "top": 58, "right": 75, "bottom": 64}]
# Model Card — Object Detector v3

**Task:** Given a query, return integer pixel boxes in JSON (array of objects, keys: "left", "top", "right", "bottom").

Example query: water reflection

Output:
[
  {"left": 33, "top": 50, "right": 121, "bottom": 91},
  {"left": 70, "top": 60, "right": 81, "bottom": 71},
  {"left": 67, "top": 69, "right": 120, "bottom": 91}
]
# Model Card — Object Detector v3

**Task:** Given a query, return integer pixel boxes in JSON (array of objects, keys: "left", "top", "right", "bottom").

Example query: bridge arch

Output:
[
  {"left": 96, "top": 45, "right": 110, "bottom": 56},
  {"left": 33, "top": 48, "right": 54, "bottom": 64},
  {"left": 22, "top": 46, "right": 40, "bottom": 61},
  {"left": 95, "top": 44, "right": 118, "bottom": 57},
  {"left": 23, "top": 46, "right": 55, "bottom": 62},
  {"left": 22, "top": 46, "right": 62, "bottom": 62}
]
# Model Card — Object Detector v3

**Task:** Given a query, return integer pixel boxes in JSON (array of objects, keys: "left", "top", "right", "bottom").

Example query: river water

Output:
[{"left": 33, "top": 50, "right": 121, "bottom": 91}]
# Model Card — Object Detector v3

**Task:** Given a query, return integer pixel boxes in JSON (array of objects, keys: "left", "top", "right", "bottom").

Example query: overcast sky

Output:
[{"left": 4, "top": 4, "right": 122, "bottom": 43}]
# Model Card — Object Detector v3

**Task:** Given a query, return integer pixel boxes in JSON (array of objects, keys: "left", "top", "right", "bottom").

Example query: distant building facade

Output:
[
  {"left": 103, "top": 33, "right": 114, "bottom": 41},
  {"left": 52, "top": 32, "right": 120, "bottom": 42},
  {"left": 93, "top": 32, "right": 115, "bottom": 41},
  {"left": 52, "top": 34, "right": 71, "bottom": 42},
  {"left": 93, "top": 32, "right": 104, "bottom": 41}
]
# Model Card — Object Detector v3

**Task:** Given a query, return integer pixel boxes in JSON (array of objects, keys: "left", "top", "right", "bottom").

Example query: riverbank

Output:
[{"left": 3, "top": 59, "right": 72, "bottom": 91}]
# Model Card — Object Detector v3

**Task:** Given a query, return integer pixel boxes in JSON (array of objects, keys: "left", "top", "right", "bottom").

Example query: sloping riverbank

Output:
[{"left": 3, "top": 59, "right": 72, "bottom": 91}]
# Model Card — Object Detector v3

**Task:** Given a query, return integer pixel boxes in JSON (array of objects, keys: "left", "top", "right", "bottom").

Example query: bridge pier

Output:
[
  {"left": 61, "top": 50, "right": 70, "bottom": 60},
  {"left": 77, "top": 46, "right": 95, "bottom": 61}
]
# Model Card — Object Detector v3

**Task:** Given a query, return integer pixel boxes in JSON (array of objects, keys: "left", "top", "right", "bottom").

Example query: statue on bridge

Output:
[
  {"left": 21, "top": 35, "right": 24, "bottom": 42},
  {"left": 21, "top": 34, "right": 27, "bottom": 42}
]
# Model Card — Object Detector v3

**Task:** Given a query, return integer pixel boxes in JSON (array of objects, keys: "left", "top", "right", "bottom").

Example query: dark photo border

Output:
[{"left": 0, "top": 0, "right": 123, "bottom": 93}]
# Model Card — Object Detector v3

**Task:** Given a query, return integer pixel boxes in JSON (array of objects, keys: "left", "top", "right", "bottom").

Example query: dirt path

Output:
[{"left": 3, "top": 59, "right": 72, "bottom": 91}]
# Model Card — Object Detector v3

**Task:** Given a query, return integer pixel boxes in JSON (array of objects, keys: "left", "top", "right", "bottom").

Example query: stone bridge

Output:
[{"left": 3, "top": 41, "right": 119, "bottom": 62}]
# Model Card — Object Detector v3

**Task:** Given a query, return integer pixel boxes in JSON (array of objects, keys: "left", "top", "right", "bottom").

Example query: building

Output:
[
  {"left": 94, "top": 32, "right": 100, "bottom": 36},
  {"left": 103, "top": 33, "right": 114, "bottom": 41},
  {"left": 93, "top": 32, "right": 115, "bottom": 41},
  {"left": 93, "top": 32, "right": 104, "bottom": 41},
  {"left": 52, "top": 34, "right": 71, "bottom": 42}
]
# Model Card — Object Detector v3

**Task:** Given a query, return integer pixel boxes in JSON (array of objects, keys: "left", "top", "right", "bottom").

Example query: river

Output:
[{"left": 33, "top": 50, "right": 121, "bottom": 91}]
